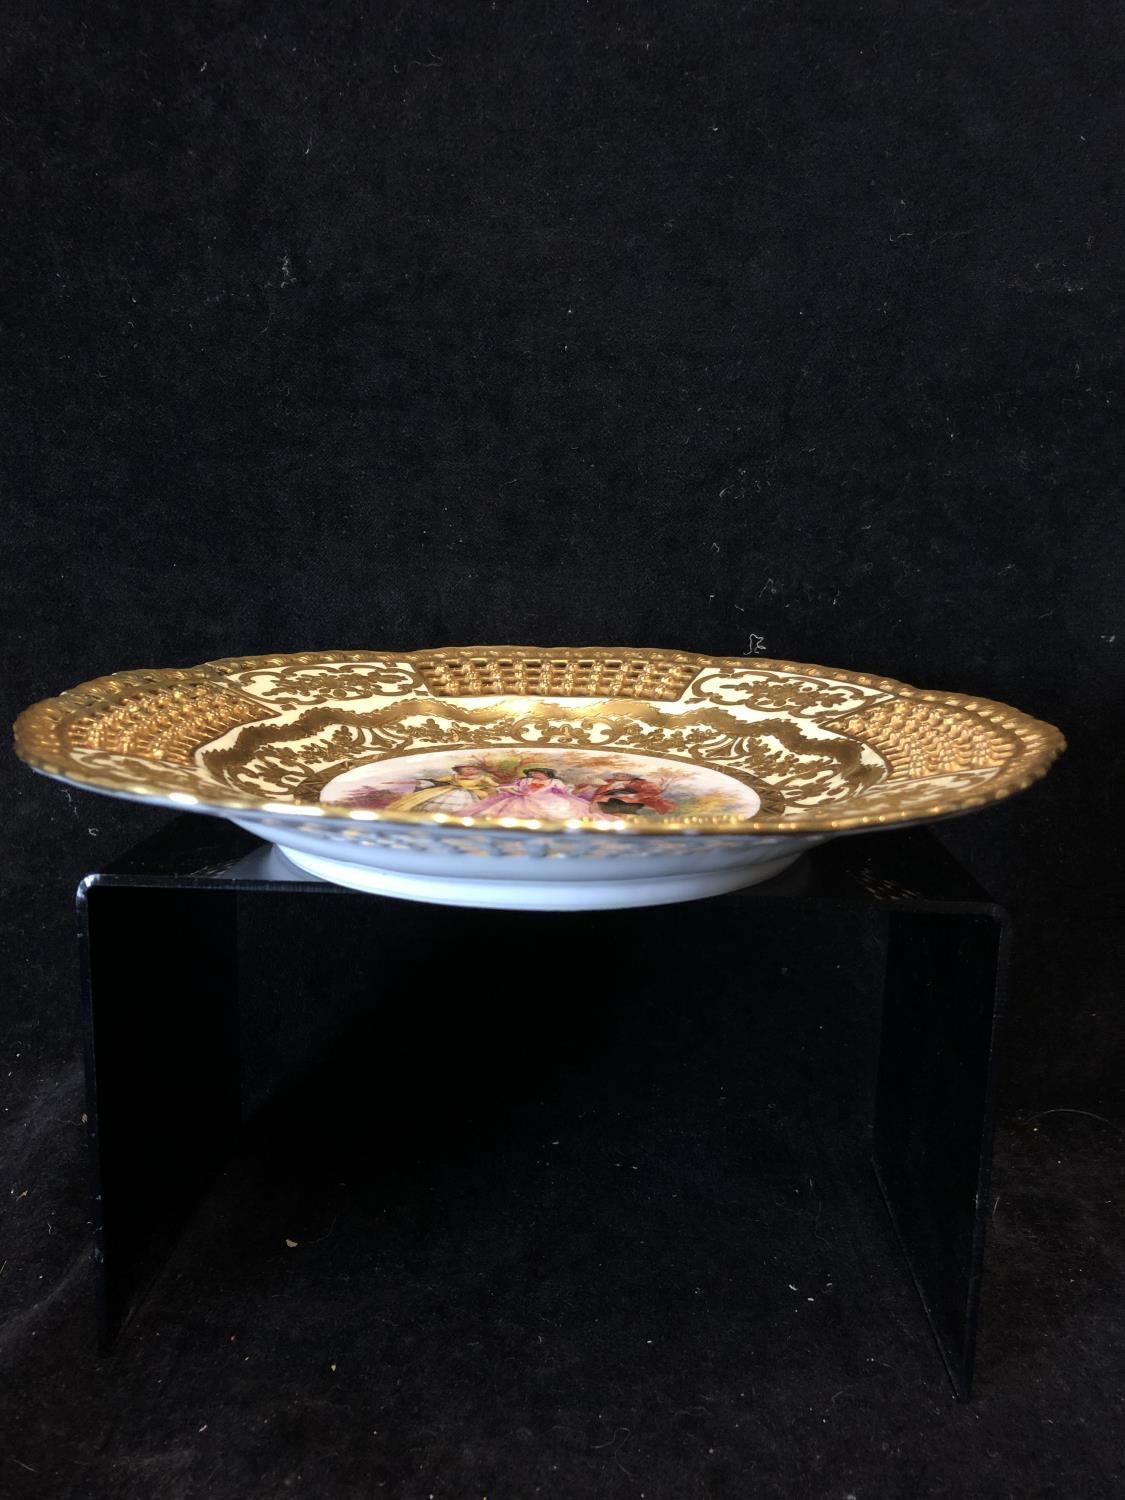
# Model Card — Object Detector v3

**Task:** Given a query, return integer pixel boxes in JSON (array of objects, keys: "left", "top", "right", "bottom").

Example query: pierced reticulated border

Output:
[{"left": 12, "top": 645, "right": 1066, "bottom": 836}]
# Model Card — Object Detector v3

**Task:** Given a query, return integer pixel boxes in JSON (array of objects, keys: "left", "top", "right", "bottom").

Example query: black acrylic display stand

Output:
[{"left": 77, "top": 815, "right": 1008, "bottom": 1400}]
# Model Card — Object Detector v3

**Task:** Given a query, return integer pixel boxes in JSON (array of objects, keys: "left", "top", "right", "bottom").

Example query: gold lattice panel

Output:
[
  {"left": 54, "top": 676, "right": 267, "bottom": 767},
  {"left": 413, "top": 650, "right": 700, "bottom": 701},
  {"left": 828, "top": 697, "right": 1022, "bottom": 779}
]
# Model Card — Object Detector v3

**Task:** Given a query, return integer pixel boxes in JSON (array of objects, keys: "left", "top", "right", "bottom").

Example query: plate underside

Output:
[{"left": 275, "top": 842, "right": 806, "bottom": 910}]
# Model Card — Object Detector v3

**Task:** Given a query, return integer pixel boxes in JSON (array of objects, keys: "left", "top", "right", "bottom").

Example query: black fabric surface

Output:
[{"left": 2, "top": 1, "right": 1123, "bottom": 1494}]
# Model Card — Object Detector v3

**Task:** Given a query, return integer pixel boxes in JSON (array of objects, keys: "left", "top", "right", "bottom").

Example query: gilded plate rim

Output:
[{"left": 12, "top": 644, "right": 1066, "bottom": 837}]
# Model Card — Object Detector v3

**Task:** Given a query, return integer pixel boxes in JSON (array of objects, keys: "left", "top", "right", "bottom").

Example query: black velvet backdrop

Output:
[
  {"left": 6, "top": 0, "right": 1122, "bottom": 1103},
  {"left": 2, "top": 2, "right": 1123, "bottom": 1494}
]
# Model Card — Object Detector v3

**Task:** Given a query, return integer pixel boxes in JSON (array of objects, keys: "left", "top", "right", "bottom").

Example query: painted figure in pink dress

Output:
[{"left": 471, "top": 766, "right": 595, "bottom": 819}]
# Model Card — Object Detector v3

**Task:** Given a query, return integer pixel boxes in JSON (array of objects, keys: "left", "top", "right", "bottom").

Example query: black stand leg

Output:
[
  {"left": 872, "top": 907, "right": 1009, "bottom": 1400},
  {"left": 79, "top": 881, "right": 241, "bottom": 1351}
]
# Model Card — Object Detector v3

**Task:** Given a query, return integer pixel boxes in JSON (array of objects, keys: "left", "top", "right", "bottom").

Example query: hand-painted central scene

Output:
[{"left": 319, "top": 748, "right": 763, "bottom": 821}]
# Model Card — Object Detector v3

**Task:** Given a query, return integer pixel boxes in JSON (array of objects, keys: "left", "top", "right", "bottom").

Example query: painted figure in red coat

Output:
[{"left": 590, "top": 774, "right": 674, "bottom": 816}]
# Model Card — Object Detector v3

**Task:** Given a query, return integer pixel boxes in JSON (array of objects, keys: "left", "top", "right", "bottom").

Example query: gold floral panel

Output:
[{"left": 13, "top": 645, "right": 1065, "bottom": 835}]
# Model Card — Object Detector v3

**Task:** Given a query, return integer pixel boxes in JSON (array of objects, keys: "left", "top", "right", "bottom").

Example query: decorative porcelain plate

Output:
[{"left": 14, "top": 646, "right": 1064, "bottom": 910}]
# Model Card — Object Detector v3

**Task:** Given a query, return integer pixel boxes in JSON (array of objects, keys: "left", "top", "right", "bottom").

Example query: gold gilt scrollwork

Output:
[
  {"left": 13, "top": 645, "right": 1065, "bottom": 835},
  {"left": 683, "top": 666, "right": 886, "bottom": 716},
  {"left": 216, "top": 655, "right": 424, "bottom": 708},
  {"left": 194, "top": 697, "right": 878, "bottom": 815}
]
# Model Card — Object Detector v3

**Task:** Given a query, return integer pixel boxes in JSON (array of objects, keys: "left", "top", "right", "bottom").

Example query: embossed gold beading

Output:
[{"left": 13, "top": 645, "right": 1065, "bottom": 836}]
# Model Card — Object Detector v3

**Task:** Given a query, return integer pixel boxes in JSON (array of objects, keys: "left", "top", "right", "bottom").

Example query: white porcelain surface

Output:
[
  {"left": 274, "top": 844, "right": 807, "bottom": 910},
  {"left": 233, "top": 813, "right": 819, "bottom": 910}
]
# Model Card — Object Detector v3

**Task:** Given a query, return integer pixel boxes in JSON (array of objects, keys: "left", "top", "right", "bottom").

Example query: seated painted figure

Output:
[
  {"left": 589, "top": 774, "right": 674, "bottom": 816},
  {"left": 383, "top": 763, "right": 500, "bottom": 814}
]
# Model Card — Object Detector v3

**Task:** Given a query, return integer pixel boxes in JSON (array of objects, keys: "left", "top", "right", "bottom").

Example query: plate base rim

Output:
[{"left": 275, "top": 844, "right": 803, "bottom": 911}]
